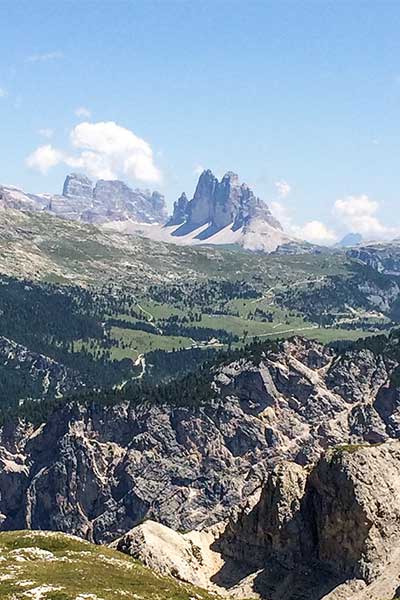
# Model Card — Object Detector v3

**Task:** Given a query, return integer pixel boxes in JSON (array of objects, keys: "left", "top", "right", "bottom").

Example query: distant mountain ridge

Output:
[
  {"left": 106, "top": 169, "right": 294, "bottom": 253},
  {"left": 1, "top": 169, "right": 292, "bottom": 253},
  {"left": 336, "top": 232, "right": 363, "bottom": 247},
  {"left": 0, "top": 173, "right": 168, "bottom": 224}
]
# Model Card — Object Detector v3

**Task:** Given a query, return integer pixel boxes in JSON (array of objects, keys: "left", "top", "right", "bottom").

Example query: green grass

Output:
[
  {"left": 0, "top": 530, "right": 222, "bottom": 600},
  {"left": 136, "top": 301, "right": 186, "bottom": 320},
  {"left": 110, "top": 327, "right": 193, "bottom": 359}
]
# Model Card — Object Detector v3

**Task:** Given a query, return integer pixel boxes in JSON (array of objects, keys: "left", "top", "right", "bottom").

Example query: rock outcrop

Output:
[
  {"left": 0, "top": 173, "right": 168, "bottom": 225},
  {"left": 336, "top": 232, "right": 363, "bottom": 247},
  {"left": 214, "top": 441, "right": 400, "bottom": 599},
  {"left": 168, "top": 192, "right": 190, "bottom": 226},
  {"left": 348, "top": 241, "right": 400, "bottom": 276},
  {"left": 0, "top": 185, "right": 48, "bottom": 211},
  {"left": 115, "top": 442, "right": 400, "bottom": 600},
  {"left": 115, "top": 169, "right": 293, "bottom": 253},
  {"left": 1, "top": 337, "right": 400, "bottom": 547},
  {"left": 88, "top": 179, "right": 167, "bottom": 224},
  {"left": 63, "top": 173, "right": 93, "bottom": 200},
  {"left": 2, "top": 169, "right": 292, "bottom": 253},
  {"left": 173, "top": 169, "right": 283, "bottom": 233},
  {"left": 0, "top": 336, "right": 83, "bottom": 400},
  {"left": 112, "top": 520, "right": 225, "bottom": 591}
]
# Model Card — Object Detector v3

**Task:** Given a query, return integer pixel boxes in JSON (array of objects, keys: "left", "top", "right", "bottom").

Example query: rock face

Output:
[
  {"left": 0, "top": 186, "right": 48, "bottom": 211},
  {"left": 214, "top": 441, "right": 400, "bottom": 599},
  {"left": 88, "top": 179, "right": 167, "bottom": 224},
  {"left": 115, "top": 441, "right": 400, "bottom": 600},
  {"left": 127, "top": 169, "right": 292, "bottom": 254},
  {"left": 348, "top": 241, "right": 400, "bottom": 276},
  {"left": 2, "top": 169, "right": 292, "bottom": 253},
  {"left": 1, "top": 337, "right": 400, "bottom": 547},
  {"left": 336, "top": 232, "right": 363, "bottom": 247},
  {"left": 63, "top": 173, "right": 93, "bottom": 200},
  {"left": 112, "top": 520, "right": 225, "bottom": 591},
  {"left": 168, "top": 192, "right": 190, "bottom": 226},
  {"left": 0, "top": 336, "right": 83, "bottom": 400},
  {"left": 0, "top": 173, "right": 168, "bottom": 225},
  {"left": 173, "top": 169, "right": 283, "bottom": 233}
]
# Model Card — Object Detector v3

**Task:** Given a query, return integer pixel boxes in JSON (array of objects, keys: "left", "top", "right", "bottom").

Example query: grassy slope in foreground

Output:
[{"left": 0, "top": 530, "right": 222, "bottom": 600}]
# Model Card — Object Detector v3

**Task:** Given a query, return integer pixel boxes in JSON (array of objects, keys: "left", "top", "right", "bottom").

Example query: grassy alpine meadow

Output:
[{"left": 0, "top": 531, "right": 224, "bottom": 600}]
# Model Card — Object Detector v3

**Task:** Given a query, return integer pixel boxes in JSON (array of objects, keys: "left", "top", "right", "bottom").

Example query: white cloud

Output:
[
  {"left": 26, "top": 51, "right": 64, "bottom": 63},
  {"left": 0, "top": 87, "right": 6, "bottom": 98},
  {"left": 26, "top": 121, "right": 162, "bottom": 183},
  {"left": 275, "top": 180, "right": 291, "bottom": 198},
  {"left": 26, "top": 145, "right": 63, "bottom": 174},
  {"left": 38, "top": 128, "right": 54, "bottom": 139},
  {"left": 333, "top": 195, "right": 395, "bottom": 238},
  {"left": 296, "top": 220, "right": 337, "bottom": 244},
  {"left": 271, "top": 201, "right": 337, "bottom": 245},
  {"left": 75, "top": 106, "right": 91, "bottom": 119},
  {"left": 272, "top": 192, "right": 399, "bottom": 244}
]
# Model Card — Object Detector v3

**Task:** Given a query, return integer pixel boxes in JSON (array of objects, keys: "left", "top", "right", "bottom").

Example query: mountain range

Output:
[
  {"left": 1, "top": 170, "right": 294, "bottom": 253},
  {"left": 0, "top": 174, "right": 167, "bottom": 225},
  {"left": 3, "top": 333, "right": 400, "bottom": 600},
  {"left": 4, "top": 169, "right": 400, "bottom": 600},
  {"left": 104, "top": 169, "right": 295, "bottom": 252}
]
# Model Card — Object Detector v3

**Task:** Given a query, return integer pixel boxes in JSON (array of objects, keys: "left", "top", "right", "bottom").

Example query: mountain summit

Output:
[
  {"left": 0, "top": 173, "right": 168, "bottom": 225},
  {"left": 169, "top": 169, "right": 282, "bottom": 232},
  {"left": 1, "top": 169, "right": 292, "bottom": 253},
  {"left": 108, "top": 169, "right": 292, "bottom": 253}
]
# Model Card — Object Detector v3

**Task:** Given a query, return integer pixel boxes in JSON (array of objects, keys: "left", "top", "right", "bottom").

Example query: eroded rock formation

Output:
[{"left": 0, "top": 337, "right": 399, "bottom": 548}]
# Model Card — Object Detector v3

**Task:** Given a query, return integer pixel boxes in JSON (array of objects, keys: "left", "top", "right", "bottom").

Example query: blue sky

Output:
[{"left": 1, "top": 0, "right": 400, "bottom": 243}]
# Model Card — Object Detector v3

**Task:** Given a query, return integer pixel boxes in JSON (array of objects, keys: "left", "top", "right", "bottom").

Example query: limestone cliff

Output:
[
  {"left": 1, "top": 337, "right": 400, "bottom": 548},
  {"left": 117, "top": 442, "right": 400, "bottom": 600}
]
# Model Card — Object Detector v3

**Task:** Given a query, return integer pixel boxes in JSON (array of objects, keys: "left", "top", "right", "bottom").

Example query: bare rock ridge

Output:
[
  {"left": 213, "top": 441, "right": 400, "bottom": 599},
  {"left": 0, "top": 173, "right": 168, "bottom": 225},
  {"left": 168, "top": 192, "right": 189, "bottom": 226},
  {"left": 1, "top": 337, "right": 400, "bottom": 551},
  {"left": 116, "top": 442, "right": 400, "bottom": 600},
  {"left": 63, "top": 173, "right": 93, "bottom": 199},
  {"left": 168, "top": 169, "right": 283, "bottom": 236},
  {"left": 1, "top": 169, "right": 292, "bottom": 253},
  {"left": 348, "top": 241, "right": 400, "bottom": 276},
  {"left": 112, "top": 168, "right": 292, "bottom": 253}
]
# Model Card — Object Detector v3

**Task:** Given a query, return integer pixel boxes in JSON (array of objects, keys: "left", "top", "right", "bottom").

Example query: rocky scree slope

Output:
[{"left": 1, "top": 337, "right": 400, "bottom": 545}]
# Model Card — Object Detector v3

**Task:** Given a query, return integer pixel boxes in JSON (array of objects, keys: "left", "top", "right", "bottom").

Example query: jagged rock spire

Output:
[{"left": 170, "top": 169, "right": 283, "bottom": 231}]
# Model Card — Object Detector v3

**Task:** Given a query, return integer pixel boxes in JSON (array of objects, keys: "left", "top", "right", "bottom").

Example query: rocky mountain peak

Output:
[
  {"left": 221, "top": 170, "right": 240, "bottom": 184},
  {"left": 56, "top": 173, "right": 167, "bottom": 224},
  {"left": 173, "top": 169, "right": 283, "bottom": 234},
  {"left": 168, "top": 192, "right": 190, "bottom": 226},
  {"left": 62, "top": 173, "right": 93, "bottom": 199}
]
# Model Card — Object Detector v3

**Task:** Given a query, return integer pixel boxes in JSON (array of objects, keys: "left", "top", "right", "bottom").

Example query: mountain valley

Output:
[{"left": 1, "top": 175, "right": 400, "bottom": 599}]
